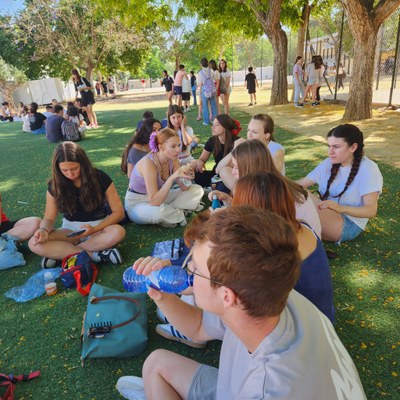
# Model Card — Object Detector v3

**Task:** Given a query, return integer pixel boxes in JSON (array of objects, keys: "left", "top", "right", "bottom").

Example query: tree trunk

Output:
[
  {"left": 268, "top": 27, "right": 288, "bottom": 105},
  {"left": 341, "top": 0, "right": 400, "bottom": 120},
  {"left": 295, "top": 3, "right": 311, "bottom": 59},
  {"left": 343, "top": 32, "right": 377, "bottom": 120},
  {"left": 86, "top": 65, "right": 94, "bottom": 82}
]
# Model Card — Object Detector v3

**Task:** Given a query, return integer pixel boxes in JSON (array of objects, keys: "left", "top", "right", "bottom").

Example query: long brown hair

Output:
[
  {"left": 121, "top": 118, "right": 160, "bottom": 174},
  {"left": 322, "top": 124, "right": 364, "bottom": 200},
  {"left": 167, "top": 104, "right": 187, "bottom": 152},
  {"left": 213, "top": 114, "right": 237, "bottom": 159},
  {"left": 51, "top": 142, "right": 103, "bottom": 215},
  {"left": 232, "top": 172, "right": 300, "bottom": 231},
  {"left": 231, "top": 140, "right": 308, "bottom": 203}
]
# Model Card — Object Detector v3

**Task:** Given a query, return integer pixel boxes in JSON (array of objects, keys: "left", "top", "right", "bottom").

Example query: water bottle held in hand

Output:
[
  {"left": 211, "top": 194, "right": 221, "bottom": 209},
  {"left": 122, "top": 265, "right": 193, "bottom": 294}
]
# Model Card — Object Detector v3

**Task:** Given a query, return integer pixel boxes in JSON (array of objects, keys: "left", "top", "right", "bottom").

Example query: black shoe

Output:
[{"left": 96, "top": 248, "right": 123, "bottom": 264}]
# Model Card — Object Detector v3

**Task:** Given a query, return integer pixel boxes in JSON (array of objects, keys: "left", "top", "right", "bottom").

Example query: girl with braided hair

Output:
[{"left": 297, "top": 124, "right": 383, "bottom": 243}]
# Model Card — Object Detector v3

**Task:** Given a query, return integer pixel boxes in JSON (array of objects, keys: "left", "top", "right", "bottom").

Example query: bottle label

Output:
[{"left": 45, "top": 282, "right": 57, "bottom": 296}]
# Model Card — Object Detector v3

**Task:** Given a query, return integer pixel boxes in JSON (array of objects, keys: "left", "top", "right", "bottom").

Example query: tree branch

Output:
[{"left": 373, "top": 0, "right": 400, "bottom": 28}]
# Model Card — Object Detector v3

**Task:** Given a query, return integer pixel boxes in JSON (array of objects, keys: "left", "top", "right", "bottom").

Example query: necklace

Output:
[{"left": 156, "top": 153, "right": 167, "bottom": 173}]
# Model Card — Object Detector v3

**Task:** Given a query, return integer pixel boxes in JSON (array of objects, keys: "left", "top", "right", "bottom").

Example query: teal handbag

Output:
[{"left": 81, "top": 283, "right": 148, "bottom": 365}]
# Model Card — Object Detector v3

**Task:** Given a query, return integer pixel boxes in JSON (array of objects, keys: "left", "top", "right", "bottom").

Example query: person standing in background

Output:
[
  {"left": 244, "top": 67, "right": 258, "bottom": 106},
  {"left": 190, "top": 71, "right": 197, "bottom": 106}
]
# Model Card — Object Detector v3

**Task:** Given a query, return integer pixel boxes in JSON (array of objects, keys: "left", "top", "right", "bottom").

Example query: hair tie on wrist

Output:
[{"left": 39, "top": 228, "right": 49, "bottom": 233}]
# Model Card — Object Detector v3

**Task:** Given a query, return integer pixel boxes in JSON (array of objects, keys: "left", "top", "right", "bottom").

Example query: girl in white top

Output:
[
  {"left": 21, "top": 105, "right": 31, "bottom": 132},
  {"left": 219, "top": 59, "right": 232, "bottom": 115},
  {"left": 297, "top": 124, "right": 383, "bottom": 243},
  {"left": 211, "top": 139, "right": 321, "bottom": 237},
  {"left": 217, "top": 113, "right": 285, "bottom": 190},
  {"left": 167, "top": 105, "right": 195, "bottom": 165}
]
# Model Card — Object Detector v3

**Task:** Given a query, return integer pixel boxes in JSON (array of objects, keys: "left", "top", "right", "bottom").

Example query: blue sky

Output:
[{"left": 0, "top": 0, "right": 25, "bottom": 15}]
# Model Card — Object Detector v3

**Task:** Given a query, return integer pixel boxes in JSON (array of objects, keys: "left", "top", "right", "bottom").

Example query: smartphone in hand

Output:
[{"left": 66, "top": 229, "right": 86, "bottom": 238}]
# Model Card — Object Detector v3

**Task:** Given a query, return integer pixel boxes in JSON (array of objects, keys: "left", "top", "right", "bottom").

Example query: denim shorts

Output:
[
  {"left": 337, "top": 214, "right": 363, "bottom": 244},
  {"left": 188, "top": 364, "right": 218, "bottom": 400}
]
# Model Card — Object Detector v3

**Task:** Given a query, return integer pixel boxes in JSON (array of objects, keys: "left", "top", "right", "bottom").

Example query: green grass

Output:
[{"left": 0, "top": 103, "right": 399, "bottom": 399}]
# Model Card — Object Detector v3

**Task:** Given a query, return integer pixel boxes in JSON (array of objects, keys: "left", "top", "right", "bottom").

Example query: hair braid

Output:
[
  {"left": 321, "top": 164, "right": 340, "bottom": 200},
  {"left": 335, "top": 154, "right": 362, "bottom": 199}
]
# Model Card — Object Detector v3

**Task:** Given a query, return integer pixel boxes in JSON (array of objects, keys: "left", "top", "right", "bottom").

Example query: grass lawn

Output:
[{"left": 0, "top": 99, "right": 398, "bottom": 399}]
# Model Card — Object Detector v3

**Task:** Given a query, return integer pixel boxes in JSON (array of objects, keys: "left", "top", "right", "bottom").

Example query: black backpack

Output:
[{"left": 61, "top": 120, "right": 81, "bottom": 142}]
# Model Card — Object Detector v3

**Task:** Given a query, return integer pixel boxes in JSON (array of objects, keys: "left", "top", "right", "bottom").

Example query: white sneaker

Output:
[
  {"left": 156, "top": 307, "right": 169, "bottom": 323},
  {"left": 116, "top": 376, "right": 146, "bottom": 400}
]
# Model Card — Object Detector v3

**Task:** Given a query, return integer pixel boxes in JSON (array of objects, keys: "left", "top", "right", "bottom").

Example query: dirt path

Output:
[{"left": 100, "top": 87, "right": 400, "bottom": 168}]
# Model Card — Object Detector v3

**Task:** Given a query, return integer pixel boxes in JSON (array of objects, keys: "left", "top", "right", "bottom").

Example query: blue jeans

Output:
[
  {"left": 31, "top": 125, "right": 46, "bottom": 134},
  {"left": 337, "top": 215, "right": 363, "bottom": 244},
  {"left": 294, "top": 80, "right": 304, "bottom": 103},
  {"left": 201, "top": 90, "right": 217, "bottom": 125},
  {"left": 191, "top": 86, "right": 197, "bottom": 105}
]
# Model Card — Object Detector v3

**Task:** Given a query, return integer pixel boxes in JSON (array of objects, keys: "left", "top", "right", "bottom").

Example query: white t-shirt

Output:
[
  {"left": 202, "top": 290, "right": 366, "bottom": 400},
  {"left": 21, "top": 114, "right": 31, "bottom": 132},
  {"left": 295, "top": 195, "right": 321, "bottom": 238},
  {"left": 307, "top": 156, "right": 383, "bottom": 229},
  {"left": 211, "top": 69, "right": 220, "bottom": 83},
  {"left": 178, "top": 126, "right": 195, "bottom": 164},
  {"left": 182, "top": 76, "right": 191, "bottom": 93},
  {"left": 268, "top": 140, "right": 286, "bottom": 175}
]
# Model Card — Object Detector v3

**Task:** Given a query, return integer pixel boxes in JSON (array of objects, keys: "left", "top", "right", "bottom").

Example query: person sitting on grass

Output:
[
  {"left": 212, "top": 139, "right": 321, "bottom": 237},
  {"left": 21, "top": 105, "right": 31, "bottom": 133},
  {"left": 297, "top": 124, "right": 383, "bottom": 243},
  {"left": 136, "top": 111, "right": 154, "bottom": 131},
  {"left": 66, "top": 105, "right": 87, "bottom": 136},
  {"left": 121, "top": 118, "right": 162, "bottom": 178},
  {"left": 124, "top": 128, "right": 204, "bottom": 228},
  {"left": 116, "top": 206, "right": 366, "bottom": 400},
  {"left": 167, "top": 105, "right": 197, "bottom": 165},
  {"left": 190, "top": 114, "right": 241, "bottom": 189},
  {"left": 0, "top": 193, "right": 41, "bottom": 242},
  {"left": 29, "top": 102, "right": 47, "bottom": 134},
  {"left": 46, "top": 105, "right": 65, "bottom": 143},
  {"left": 0, "top": 102, "right": 15, "bottom": 122},
  {"left": 217, "top": 113, "right": 285, "bottom": 183},
  {"left": 229, "top": 172, "right": 334, "bottom": 322},
  {"left": 29, "top": 141, "right": 126, "bottom": 268}
]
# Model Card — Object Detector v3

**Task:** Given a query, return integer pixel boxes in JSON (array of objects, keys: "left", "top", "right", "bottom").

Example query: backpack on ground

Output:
[
  {"left": 61, "top": 120, "right": 81, "bottom": 142},
  {"left": 201, "top": 68, "right": 216, "bottom": 99},
  {"left": 61, "top": 251, "right": 98, "bottom": 296}
]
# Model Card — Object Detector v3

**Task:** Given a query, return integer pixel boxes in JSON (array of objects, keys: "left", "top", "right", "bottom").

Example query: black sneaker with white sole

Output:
[
  {"left": 96, "top": 248, "right": 122, "bottom": 264},
  {"left": 41, "top": 257, "right": 58, "bottom": 269}
]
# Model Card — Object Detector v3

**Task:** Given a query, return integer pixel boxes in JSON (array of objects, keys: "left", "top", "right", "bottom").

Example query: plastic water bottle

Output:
[
  {"left": 180, "top": 177, "right": 192, "bottom": 188},
  {"left": 44, "top": 271, "right": 57, "bottom": 296},
  {"left": 122, "top": 265, "right": 194, "bottom": 294},
  {"left": 211, "top": 194, "right": 221, "bottom": 209}
]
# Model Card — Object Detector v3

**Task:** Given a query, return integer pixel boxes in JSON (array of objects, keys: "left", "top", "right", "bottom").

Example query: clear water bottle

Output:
[
  {"left": 44, "top": 271, "right": 57, "bottom": 296},
  {"left": 211, "top": 194, "right": 221, "bottom": 209},
  {"left": 180, "top": 177, "right": 192, "bottom": 188},
  {"left": 122, "top": 265, "right": 194, "bottom": 294}
]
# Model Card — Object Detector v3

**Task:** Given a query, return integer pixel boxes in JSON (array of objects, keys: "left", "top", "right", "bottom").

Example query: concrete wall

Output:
[{"left": 6, "top": 78, "right": 77, "bottom": 106}]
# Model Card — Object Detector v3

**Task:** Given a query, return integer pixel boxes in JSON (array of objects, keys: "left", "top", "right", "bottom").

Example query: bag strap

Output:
[
  {"left": 73, "top": 267, "right": 98, "bottom": 296},
  {"left": 0, "top": 371, "right": 40, "bottom": 400},
  {"left": 88, "top": 295, "right": 141, "bottom": 336}
]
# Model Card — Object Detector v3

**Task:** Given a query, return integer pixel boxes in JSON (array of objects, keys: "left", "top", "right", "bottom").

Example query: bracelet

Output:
[{"left": 39, "top": 227, "right": 49, "bottom": 233}]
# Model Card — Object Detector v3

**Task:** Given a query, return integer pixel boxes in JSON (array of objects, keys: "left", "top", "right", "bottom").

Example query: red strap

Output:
[
  {"left": 0, "top": 371, "right": 40, "bottom": 400},
  {"left": 73, "top": 267, "right": 98, "bottom": 296}
]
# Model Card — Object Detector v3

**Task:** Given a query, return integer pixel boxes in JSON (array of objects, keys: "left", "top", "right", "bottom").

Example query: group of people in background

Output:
[
  {"left": 293, "top": 55, "right": 347, "bottom": 108},
  {"left": 161, "top": 57, "right": 233, "bottom": 127}
]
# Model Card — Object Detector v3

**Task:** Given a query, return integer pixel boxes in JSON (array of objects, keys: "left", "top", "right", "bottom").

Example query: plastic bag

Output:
[
  {"left": 0, "top": 236, "right": 26, "bottom": 270},
  {"left": 5, "top": 268, "right": 62, "bottom": 302}
]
